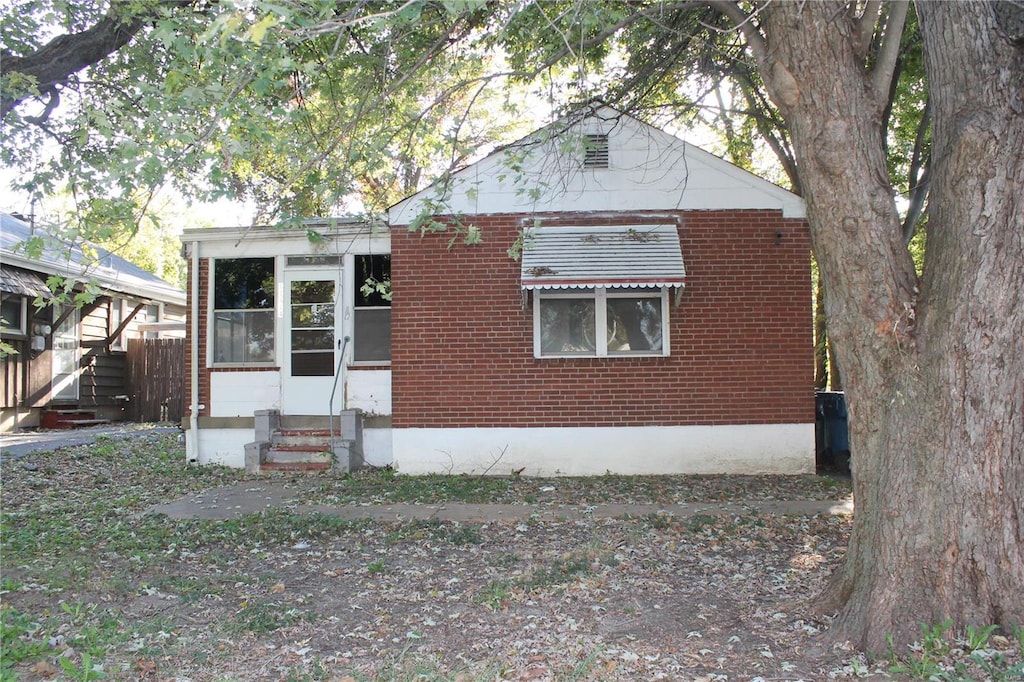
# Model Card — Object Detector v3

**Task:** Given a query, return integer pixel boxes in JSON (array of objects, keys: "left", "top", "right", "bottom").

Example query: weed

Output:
[
  {"left": 685, "top": 514, "right": 718, "bottom": 532},
  {"left": 476, "top": 580, "right": 512, "bottom": 609},
  {"left": 367, "top": 557, "right": 387, "bottom": 574},
  {"left": 526, "top": 554, "right": 591, "bottom": 589},
  {"left": 477, "top": 545, "right": 606, "bottom": 610},
  {"left": 1, "top": 605, "right": 55, "bottom": 674},
  {"left": 887, "top": 622, "right": 952, "bottom": 679},
  {"left": 961, "top": 623, "right": 999, "bottom": 651},
  {"left": 641, "top": 512, "right": 674, "bottom": 530},
  {"left": 58, "top": 652, "right": 106, "bottom": 680},
  {"left": 488, "top": 551, "right": 520, "bottom": 567},
  {"left": 555, "top": 648, "right": 603, "bottom": 681},
  {"left": 446, "top": 523, "right": 483, "bottom": 545},
  {"left": 886, "top": 621, "right": 1024, "bottom": 681},
  {"left": 233, "top": 602, "right": 313, "bottom": 634}
]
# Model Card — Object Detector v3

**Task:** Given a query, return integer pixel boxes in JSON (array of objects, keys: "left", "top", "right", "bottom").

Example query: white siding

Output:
[
  {"left": 389, "top": 107, "right": 805, "bottom": 224},
  {"left": 346, "top": 369, "right": 392, "bottom": 415}
]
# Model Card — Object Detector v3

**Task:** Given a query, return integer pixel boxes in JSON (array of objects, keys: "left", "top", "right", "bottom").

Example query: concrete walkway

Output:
[
  {"left": 148, "top": 479, "right": 854, "bottom": 522},
  {"left": 0, "top": 423, "right": 181, "bottom": 459}
]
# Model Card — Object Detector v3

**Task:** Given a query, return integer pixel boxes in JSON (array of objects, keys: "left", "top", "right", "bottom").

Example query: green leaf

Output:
[{"left": 248, "top": 14, "right": 278, "bottom": 44}]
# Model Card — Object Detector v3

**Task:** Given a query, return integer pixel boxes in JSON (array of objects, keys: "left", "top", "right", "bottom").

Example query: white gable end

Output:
[{"left": 389, "top": 107, "right": 805, "bottom": 224}]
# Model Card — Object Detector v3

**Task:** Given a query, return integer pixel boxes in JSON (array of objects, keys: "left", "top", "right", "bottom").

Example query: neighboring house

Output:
[
  {"left": 181, "top": 105, "right": 814, "bottom": 475},
  {"left": 1, "top": 213, "right": 187, "bottom": 431}
]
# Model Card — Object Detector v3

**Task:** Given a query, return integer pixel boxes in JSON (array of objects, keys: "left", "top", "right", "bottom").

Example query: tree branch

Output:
[
  {"left": 1, "top": 3, "right": 158, "bottom": 119},
  {"left": 902, "top": 97, "right": 931, "bottom": 243},
  {"left": 870, "top": 0, "right": 910, "bottom": 107},
  {"left": 854, "top": 0, "right": 883, "bottom": 58},
  {"left": 707, "top": 0, "right": 768, "bottom": 63}
]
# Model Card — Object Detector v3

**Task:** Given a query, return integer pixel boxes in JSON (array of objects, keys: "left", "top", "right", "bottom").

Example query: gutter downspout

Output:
[{"left": 188, "top": 240, "right": 201, "bottom": 465}]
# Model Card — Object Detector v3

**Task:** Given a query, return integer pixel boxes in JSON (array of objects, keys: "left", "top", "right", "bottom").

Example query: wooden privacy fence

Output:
[{"left": 125, "top": 337, "right": 185, "bottom": 423}]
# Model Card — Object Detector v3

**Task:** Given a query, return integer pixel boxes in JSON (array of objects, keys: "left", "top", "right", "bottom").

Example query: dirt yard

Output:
[{"left": 1, "top": 431, "right": 1019, "bottom": 681}]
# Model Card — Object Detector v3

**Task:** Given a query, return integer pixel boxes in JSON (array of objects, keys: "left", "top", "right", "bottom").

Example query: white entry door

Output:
[{"left": 281, "top": 269, "right": 344, "bottom": 415}]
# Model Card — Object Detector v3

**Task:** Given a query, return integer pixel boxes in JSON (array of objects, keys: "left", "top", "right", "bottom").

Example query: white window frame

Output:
[
  {"left": 210, "top": 257, "right": 277, "bottom": 367},
  {"left": 352, "top": 253, "right": 392, "bottom": 365},
  {"left": 1, "top": 294, "right": 28, "bottom": 336},
  {"left": 143, "top": 302, "right": 162, "bottom": 339},
  {"left": 109, "top": 298, "right": 126, "bottom": 350},
  {"left": 533, "top": 287, "right": 670, "bottom": 359}
]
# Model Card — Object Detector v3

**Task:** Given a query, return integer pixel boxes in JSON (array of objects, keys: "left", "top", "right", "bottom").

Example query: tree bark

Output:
[
  {"left": 813, "top": 268, "right": 828, "bottom": 389},
  {"left": 753, "top": 0, "right": 1024, "bottom": 650}
]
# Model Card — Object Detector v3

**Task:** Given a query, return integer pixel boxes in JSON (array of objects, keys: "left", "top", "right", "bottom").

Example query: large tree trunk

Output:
[{"left": 756, "top": 1, "right": 1024, "bottom": 650}]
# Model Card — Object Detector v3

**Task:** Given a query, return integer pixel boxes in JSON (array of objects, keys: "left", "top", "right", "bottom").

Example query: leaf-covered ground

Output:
[{"left": 2, "top": 430, "right": 1021, "bottom": 681}]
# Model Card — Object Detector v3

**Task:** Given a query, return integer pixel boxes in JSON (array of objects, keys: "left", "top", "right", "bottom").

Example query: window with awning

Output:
[
  {"left": 1, "top": 265, "right": 53, "bottom": 337},
  {"left": 521, "top": 225, "right": 685, "bottom": 358}
]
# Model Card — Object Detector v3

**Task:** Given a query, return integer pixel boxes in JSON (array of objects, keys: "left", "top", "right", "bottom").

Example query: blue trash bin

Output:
[{"left": 815, "top": 391, "right": 850, "bottom": 472}]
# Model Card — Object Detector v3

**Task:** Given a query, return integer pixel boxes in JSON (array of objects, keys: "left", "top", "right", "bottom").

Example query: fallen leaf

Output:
[
  {"left": 136, "top": 659, "right": 158, "bottom": 676},
  {"left": 30, "top": 661, "right": 60, "bottom": 677}
]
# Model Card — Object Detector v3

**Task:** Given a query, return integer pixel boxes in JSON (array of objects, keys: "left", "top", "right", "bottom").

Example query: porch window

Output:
[
  {"left": 1, "top": 293, "right": 27, "bottom": 336},
  {"left": 212, "top": 258, "right": 275, "bottom": 364},
  {"left": 353, "top": 254, "right": 391, "bottom": 362},
  {"left": 535, "top": 288, "right": 668, "bottom": 358}
]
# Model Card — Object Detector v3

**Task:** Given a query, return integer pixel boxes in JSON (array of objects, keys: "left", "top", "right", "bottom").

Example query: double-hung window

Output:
[
  {"left": 535, "top": 288, "right": 668, "bottom": 357},
  {"left": 212, "top": 258, "right": 275, "bottom": 364}
]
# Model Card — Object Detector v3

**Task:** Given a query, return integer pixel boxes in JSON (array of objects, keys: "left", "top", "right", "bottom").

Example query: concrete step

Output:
[
  {"left": 271, "top": 430, "right": 332, "bottom": 449},
  {"left": 261, "top": 461, "right": 331, "bottom": 472},
  {"left": 265, "top": 447, "right": 333, "bottom": 464},
  {"left": 263, "top": 427, "right": 333, "bottom": 469}
]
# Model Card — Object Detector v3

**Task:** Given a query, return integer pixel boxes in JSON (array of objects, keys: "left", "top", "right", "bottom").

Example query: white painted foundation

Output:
[
  {"left": 191, "top": 428, "right": 252, "bottom": 468},
  {"left": 361, "top": 428, "right": 393, "bottom": 468},
  {"left": 392, "top": 423, "right": 815, "bottom": 476}
]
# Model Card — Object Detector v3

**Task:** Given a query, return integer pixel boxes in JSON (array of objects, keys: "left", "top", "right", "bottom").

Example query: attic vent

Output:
[{"left": 582, "top": 134, "right": 609, "bottom": 169}]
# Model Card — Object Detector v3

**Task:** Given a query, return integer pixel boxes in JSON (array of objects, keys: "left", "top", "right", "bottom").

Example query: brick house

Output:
[{"left": 181, "top": 106, "right": 814, "bottom": 474}]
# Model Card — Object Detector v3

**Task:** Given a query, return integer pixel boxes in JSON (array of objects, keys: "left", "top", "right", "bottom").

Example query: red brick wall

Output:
[{"left": 390, "top": 210, "right": 813, "bottom": 428}]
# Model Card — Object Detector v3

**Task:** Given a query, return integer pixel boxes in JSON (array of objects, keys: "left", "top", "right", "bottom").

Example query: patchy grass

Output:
[
  {"left": 303, "top": 467, "right": 853, "bottom": 506},
  {"left": 884, "top": 621, "right": 1024, "bottom": 681}
]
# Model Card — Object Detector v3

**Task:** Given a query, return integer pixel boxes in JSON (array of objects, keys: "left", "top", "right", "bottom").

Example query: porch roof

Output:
[
  {"left": 0, "top": 264, "right": 53, "bottom": 299},
  {"left": 520, "top": 224, "right": 686, "bottom": 290}
]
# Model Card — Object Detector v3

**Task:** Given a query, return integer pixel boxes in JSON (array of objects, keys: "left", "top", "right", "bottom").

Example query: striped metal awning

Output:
[
  {"left": 521, "top": 224, "right": 686, "bottom": 290},
  {"left": 0, "top": 265, "right": 53, "bottom": 298}
]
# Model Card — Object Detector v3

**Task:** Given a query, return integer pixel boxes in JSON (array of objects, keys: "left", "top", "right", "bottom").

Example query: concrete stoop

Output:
[{"left": 244, "top": 409, "right": 363, "bottom": 474}]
